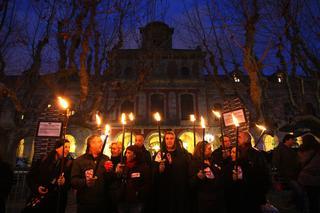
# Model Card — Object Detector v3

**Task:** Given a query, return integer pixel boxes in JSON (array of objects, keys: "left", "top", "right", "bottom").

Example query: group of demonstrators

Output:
[{"left": 22, "top": 130, "right": 320, "bottom": 213}]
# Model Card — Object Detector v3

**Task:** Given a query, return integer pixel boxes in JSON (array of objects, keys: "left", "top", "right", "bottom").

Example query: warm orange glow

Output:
[
  {"left": 95, "top": 114, "right": 102, "bottom": 127},
  {"left": 57, "top": 96, "right": 69, "bottom": 109},
  {"left": 105, "top": 124, "right": 111, "bottom": 135},
  {"left": 121, "top": 113, "right": 127, "bottom": 125},
  {"left": 154, "top": 112, "right": 161, "bottom": 122},
  {"left": 190, "top": 114, "right": 196, "bottom": 122},
  {"left": 232, "top": 113, "right": 239, "bottom": 127},
  {"left": 129, "top": 112, "right": 134, "bottom": 121},
  {"left": 212, "top": 110, "right": 221, "bottom": 119},
  {"left": 256, "top": 124, "right": 266, "bottom": 132},
  {"left": 200, "top": 116, "right": 206, "bottom": 128}
]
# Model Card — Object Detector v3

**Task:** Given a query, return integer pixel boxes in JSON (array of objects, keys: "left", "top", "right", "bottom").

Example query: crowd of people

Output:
[{"left": 11, "top": 130, "right": 320, "bottom": 213}]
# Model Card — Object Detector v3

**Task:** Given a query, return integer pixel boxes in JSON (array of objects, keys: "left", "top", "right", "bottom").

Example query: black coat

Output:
[
  {"left": 225, "top": 146, "right": 271, "bottom": 213},
  {"left": 189, "top": 158, "right": 224, "bottom": 213},
  {"left": 114, "top": 162, "right": 151, "bottom": 204},
  {"left": 26, "top": 151, "right": 73, "bottom": 213},
  {"left": 152, "top": 149, "right": 191, "bottom": 213},
  {"left": 71, "top": 153, "right": 111, "bottom": 209}
]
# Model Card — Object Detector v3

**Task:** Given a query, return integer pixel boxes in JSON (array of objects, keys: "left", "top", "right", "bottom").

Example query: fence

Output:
[{"left": 6, "top": 170, "right": 30, "bottom": 213}]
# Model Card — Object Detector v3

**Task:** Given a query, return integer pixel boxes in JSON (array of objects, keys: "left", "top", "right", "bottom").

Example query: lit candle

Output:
[
  {"left": 232, "top": 113, "right": 240, "bottom": 169},
  {"left": 200, "top": 116, "right": 206, "bottom": 142},
  {"left": 212, "top": 110, "right": 225, "bottom": 150},
  {"left": 95, "top": 113, "right": 102, "bottom": 134},
  {"left": 58, "top": 96, "right": 69, "bottom": 110},
  {"left": 121, "top": 113, "right": 126, "bottom": 162},
  {"left": 255, "top": 124, "right": 267, "bottom": 147},
  {"left": 153, "top": 112, "right": 162, "bottom": 157},
  {"left": 57, "top": 96, "right": 70, "bottom": 174},
  {"left": 101, "top": 124, "right": 110, "bottom": 157},
  {"left": 190, "top": 114, "right": 196, "bottom": 148},
  {"left": 200, "top": 116, "right": 206, "bottom": 164},
  {"left": 129, "top": 112, "right": 134, "bottom": 146}
]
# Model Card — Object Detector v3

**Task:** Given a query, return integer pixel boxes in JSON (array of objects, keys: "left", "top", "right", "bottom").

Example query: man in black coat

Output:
[
  {"left": 211, "top": 135, "right": 232, "bottom": 167},
  {"left": 134, "top": 134, "right": 151, "bottom": 166},
  {"left": 71, "top": 134, "right": 113, "bottom": 213},
  {"left": 26, "top": 139, "right": 73, "bottom": 213},
  {"left": 152, "top": 131, "right": 192, "bottom": 213},
  {"left": 235, "top": 132, "right": 271, "bottom": 213}
]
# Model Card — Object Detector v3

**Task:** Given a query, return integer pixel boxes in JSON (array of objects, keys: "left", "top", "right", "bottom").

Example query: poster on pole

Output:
[
  {"left": 222, "top": 108, "right": 246, "bottom": 127},
  {"left": 37, "top": 121, "right": 63, "bottom": 137}
]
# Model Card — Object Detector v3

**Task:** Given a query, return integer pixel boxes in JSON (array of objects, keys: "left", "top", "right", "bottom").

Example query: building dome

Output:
[{"left": 140, "top": 21, "right": 174, "bottom": 49}]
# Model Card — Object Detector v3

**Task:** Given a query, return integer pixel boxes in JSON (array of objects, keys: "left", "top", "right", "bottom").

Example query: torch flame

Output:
[
  {"left": 256, "top": 124, "right": 266, "bottom": 131},
  {"left": 57, "top": 96, "right": 69, "bottom": 109},
  {"left": 232, "top": 113, "right": 239, "bottom": 127},
  {"left": 154, "top": 112, "right": 161, "bottom": 122},
  {"left": 129, "top": 112, "right": 134, "bottom": 121},
  {"left": 190, "top": 114, "right": 196, "bottom": 122},
  {"left": 200, "top": 116, "right": 206, "bottom": 128},
  {"left": 105, "top": 124, "right": 111, "bottom": 135},
  {"left": 212, "top": 110, "right": 221, "bottom": 119},
  {"left": 95, "top": 114, "right": 101, "bottom": 127},
  {"left": 121, "top": 113, "right": 127, "bottom": 125}
]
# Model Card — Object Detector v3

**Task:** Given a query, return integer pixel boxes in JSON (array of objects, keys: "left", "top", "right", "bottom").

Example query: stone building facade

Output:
[{"left": 11, "top": 21, "right": 319, "bottom": 164}]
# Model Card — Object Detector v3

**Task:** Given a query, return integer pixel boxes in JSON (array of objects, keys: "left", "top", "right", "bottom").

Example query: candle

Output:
[
  {"left": 121, "top": 113, "right": 126, "bottom": 163},
  {"left": 129, "top": 112, "right": 134, "bottom": 146},
  {"left": 200, "top": 116, "right": 206, "bottom": 165},
  {"left": 212, "top": 110, "right": 225, "bottom": 150},
  {"left": 255, "top": 124, "right": 267, "bottom": 147},
  {"left": 153, "top": 112, "right": 162, "bottom": 157},
  {"left": 231, "top": 113, "right": 239, "bottom": 170},
  {"left": 95, "top": 113, "right": 102, "bottom": 134},
  {"left": 190, "top": 114, "right": 196, "bottom": 149},
  {"left": 57, "top": 96, "right": 70, "bottom": 174}
]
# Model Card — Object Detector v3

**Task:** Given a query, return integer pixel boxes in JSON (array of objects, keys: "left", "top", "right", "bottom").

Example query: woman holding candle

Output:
[
  {"left": 114, "top": 145, "right": 151, "bottom": 213},
  {"left": 152, "top": 131, "right": 192, "bottom": 213},
  {"left": 189, "top": 141, "right": 224, "bottom": 213}
]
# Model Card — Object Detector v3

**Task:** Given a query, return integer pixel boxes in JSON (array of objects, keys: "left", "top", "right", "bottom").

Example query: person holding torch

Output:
[
  {"left": 225, "top": 131, "right": 271, "bottom": 213},
  {"left": 152, "top": 130, "right": 192, "bottom": 213},
  {"left": 71, "top": 132, "right": 114, "bottom": 212}
]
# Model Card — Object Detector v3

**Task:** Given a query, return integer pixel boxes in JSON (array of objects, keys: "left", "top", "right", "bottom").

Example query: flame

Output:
[
  {"left": 212, "top": 110, "right": 221, "bottom": 119},
  {"left": 57, "top": 96, "right": 69, "bottom": 109},
  {"left": 153, "top": 144, "right": 160, "bottom": 152},
  {"left": 121, "top": 113, "right": 127, "bottom": 125},
  {"left": 190, "top": 114, "right": 196, "bottom": 122},
  {"left": 256, "top": 124, "right": 266, "bottom": 131},
  {"left": 232, "top": 113, "right": 239, "bottom": 127},
  {"left": 154, "top": 112, "right": 161, "bottom": 122},
  {"left": 95, "top": 114, "right": 102, "bottom": 127},
  {"left": 129, "top": 112, "right": 134, "bottom": 121},
  {"left": 104, "top": 124, "right": 111, "bottom": 135},
  {"left": 200, "top": 116, "right": 206, "bottom": 128}
]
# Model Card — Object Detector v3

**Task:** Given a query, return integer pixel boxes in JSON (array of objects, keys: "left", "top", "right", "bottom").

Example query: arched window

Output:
[
  {"left": 181, "top": 67, "right": 190, "bottom": 78},
  {"left": 180, "top": 94, "right": 194, "bottom": 120},
  {"left": 121, "top": 100, "right": 134, "bottom": 114},
  {"left": 151, "top": 94, "right": 165, "bottom": 117}
]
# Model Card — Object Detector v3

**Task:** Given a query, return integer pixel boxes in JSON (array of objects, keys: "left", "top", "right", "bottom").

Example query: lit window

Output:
[
  {"left": 278, "top": 77, "right": 282, "bottom": 83},
  {"left": 233, "top": 75, "right": 240, "bottom": 82}
]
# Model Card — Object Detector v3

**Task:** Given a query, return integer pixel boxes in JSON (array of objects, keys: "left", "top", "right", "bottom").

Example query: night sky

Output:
[{"left": 2, "top": 0, "right": 319, "bottom": 76}]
